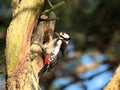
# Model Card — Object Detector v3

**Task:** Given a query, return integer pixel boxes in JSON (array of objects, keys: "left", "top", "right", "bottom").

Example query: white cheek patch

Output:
[{"left": 63, "top": 34, "right": 70, "bottom": 39}]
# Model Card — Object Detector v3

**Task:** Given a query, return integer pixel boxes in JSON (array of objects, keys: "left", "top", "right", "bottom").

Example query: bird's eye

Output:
[
  {"left": 63, "top": 37, "right": 70, "bottom": 41},
  {"left": 68, "top": 37, "right": 70, "bottom": 40}
]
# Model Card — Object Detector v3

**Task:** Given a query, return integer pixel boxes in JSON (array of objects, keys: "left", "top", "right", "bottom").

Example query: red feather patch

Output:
[{"left": 45, "top": 55, "right": 50, "bottom": 64}]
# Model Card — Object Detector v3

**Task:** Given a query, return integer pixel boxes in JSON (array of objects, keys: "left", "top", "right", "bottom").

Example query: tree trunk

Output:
[
  {"left": 104, "top": 65, "right": 120, "bottom": 90},
  {"left": 5, "top": 0, "right": 45, "bottom": 90}
]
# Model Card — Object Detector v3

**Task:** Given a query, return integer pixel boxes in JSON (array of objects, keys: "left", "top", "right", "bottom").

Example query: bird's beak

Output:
[{"left": 55, "top": 32, "right": 59, "bottom": 37}]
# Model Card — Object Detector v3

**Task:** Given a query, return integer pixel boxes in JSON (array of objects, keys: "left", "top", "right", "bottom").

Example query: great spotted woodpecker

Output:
[{"left": 38, "top": 32, "right": 70, "bottom": 77}]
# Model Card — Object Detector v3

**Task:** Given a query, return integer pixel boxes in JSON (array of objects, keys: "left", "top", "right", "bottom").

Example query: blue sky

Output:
[{"left": 51, "top": 52, "right": 113, "bottom": 90}]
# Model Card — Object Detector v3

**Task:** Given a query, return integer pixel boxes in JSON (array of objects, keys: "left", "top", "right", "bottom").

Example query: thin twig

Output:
[
  {"left": 47, "top": 0, "right": 53, "bottom": 7},
  {"left": 42, "top": 1, "right": 65, "bottom": 14}
]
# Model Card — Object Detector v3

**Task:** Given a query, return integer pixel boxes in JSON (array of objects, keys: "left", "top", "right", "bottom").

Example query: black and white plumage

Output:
[{"left": 38, "top": 32, "right": 70, "bottom": 77}]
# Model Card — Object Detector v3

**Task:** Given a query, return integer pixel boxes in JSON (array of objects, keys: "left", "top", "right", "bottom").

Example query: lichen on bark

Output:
[{"left": 5, "top": 0, "right": 45, "bottom": 90}]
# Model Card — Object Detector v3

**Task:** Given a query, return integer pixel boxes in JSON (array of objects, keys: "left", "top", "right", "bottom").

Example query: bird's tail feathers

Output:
[{"left": 38, "top": 64, "right": 48, "bottom": 77}]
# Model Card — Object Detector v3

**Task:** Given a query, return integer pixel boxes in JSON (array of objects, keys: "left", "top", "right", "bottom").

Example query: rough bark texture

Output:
[
  {"left": 104, "top": 65, "right": 120, "bottom": 90},
  {"left": 31, "top": 12, "right": 56, "bottom": 82},
  {"left": 6, "top": 0, "right": 45, "bottom": 90}
]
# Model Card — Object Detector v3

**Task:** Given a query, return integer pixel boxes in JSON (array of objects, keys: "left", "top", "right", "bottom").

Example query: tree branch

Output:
[{"left": 104, "top": 64, "right": 120, "bottom": 90}]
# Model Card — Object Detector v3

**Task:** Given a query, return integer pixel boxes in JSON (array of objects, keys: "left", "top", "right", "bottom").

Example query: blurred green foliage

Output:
[
  {"left": 1, "top": 0, "right": 120, "bottom": 89},
  {"left": 0, "top": 0, "right": 119, "bottom": 62},
  {"left": 0, "top": 0, "right": 120, "bottom": 60},
  {"left": 0, "top": 0, "right": 11, "bottom": 30},
  {"left": 51, "top": 0, "right": 120, "bottom": 54},
  {"left": 0, "top": 0, "right": 11, "bottom": 65}
]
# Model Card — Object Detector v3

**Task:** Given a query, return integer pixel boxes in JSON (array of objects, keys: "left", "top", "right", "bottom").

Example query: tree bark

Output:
[
  {"left": 104, "top": 65, "right": 120, "bottom": 90},
  {"left": 5, "top": 0, "right": 45, "bottom": 90}
]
